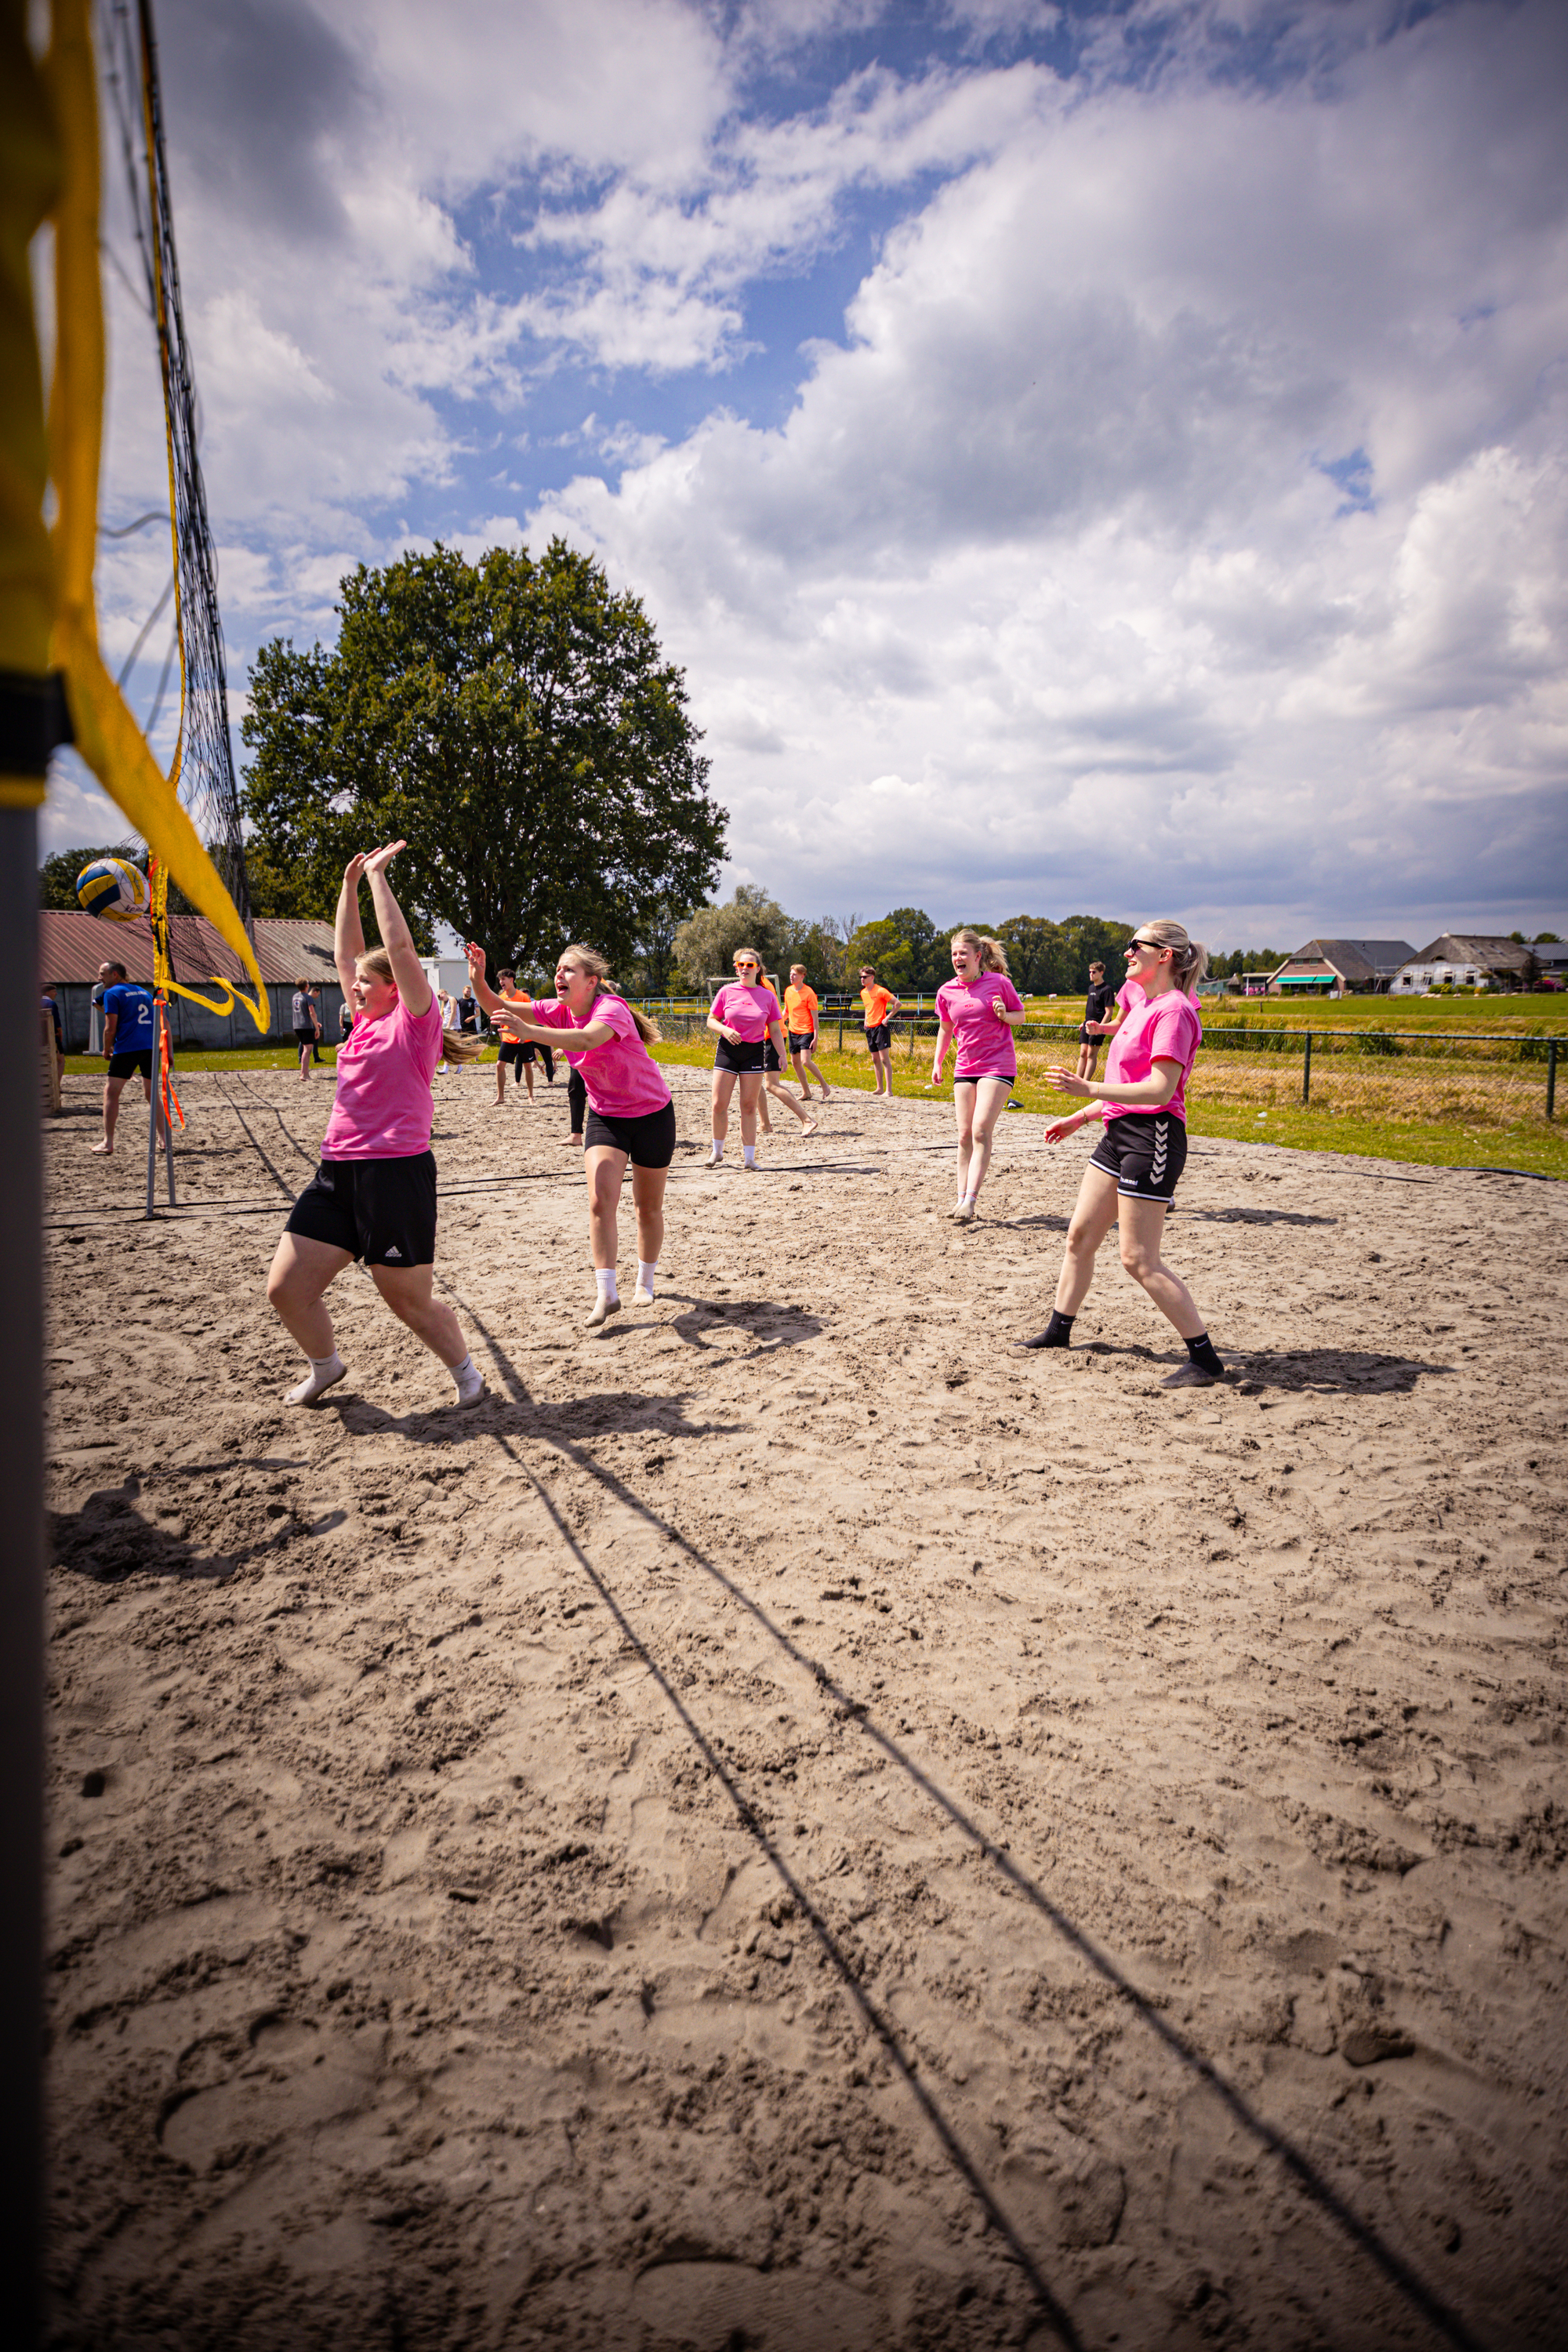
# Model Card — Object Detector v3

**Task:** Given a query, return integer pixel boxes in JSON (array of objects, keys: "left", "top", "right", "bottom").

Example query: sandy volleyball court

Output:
[{"left": 42, "top": 1065, "right": 1567, "bottom": 2350}]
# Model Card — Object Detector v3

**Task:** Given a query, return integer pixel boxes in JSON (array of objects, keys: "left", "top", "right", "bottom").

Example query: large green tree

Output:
[
  {"left": 241, "top": 539, "right": 726, "bottom": 971},
  {"left": 673, "top": 884, "right": 794, "bottom": 993}
]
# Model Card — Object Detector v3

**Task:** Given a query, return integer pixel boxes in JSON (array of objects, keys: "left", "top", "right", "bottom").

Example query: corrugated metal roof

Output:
[{"left": 39, "top": 909, "right": 337, "bottom": 986}]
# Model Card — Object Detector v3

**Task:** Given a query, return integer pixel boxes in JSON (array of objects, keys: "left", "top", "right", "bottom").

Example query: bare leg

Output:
[
  {"left": 953, "top": 1087, "right": 976, "bottom": 1199},
  {"left": 523, "top": 1058, "right": 535, "bottom": 1102},
  {"left": 267, "top": 1230, "right": 351, "bottom": 1361},
  {"left": 494, "top": 1059, "right": 506, "bottom": 1104},
  {"left": 711, "top": 1066, "right": 738, "bottom": 1144},
  {"left": 738, "top": 1071, "right": 763, "bottom": 1145},
  {"left": 963, "top": 1076, "right": 1012, "bottom": 1201},
  {"left": 767, "top": 1074, "right": 816, "bottom": 1130},
  {"left": 95, "top": 1072, "right": 125, "bottom": 1151},
  {"left": 586, "top": 1144, "right": 626, "bottom": 1269},
  {"left": 299, "top": 1037, "right": 312, "bottom": 1080},
  {"left": 370, "top": 1263, "right": 472, "bottom": 1367},
  {"left": 1054, "top": 1163, "right": 1120, "bottom": 1314},
  {"left": 873, "top": 1048, "right": 894, "bottom": 1094},
  {"left": 631, "top": 1163, "right": 666, "bottom": 1266},
  {"left": 1116, "top": 1196, "right": 1208, "bottom": 1339}
]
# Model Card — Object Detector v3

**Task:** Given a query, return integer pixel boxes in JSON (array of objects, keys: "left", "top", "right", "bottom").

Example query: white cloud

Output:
[{"left": 56, "top": 0, "right": 1568, "bottom": 943}]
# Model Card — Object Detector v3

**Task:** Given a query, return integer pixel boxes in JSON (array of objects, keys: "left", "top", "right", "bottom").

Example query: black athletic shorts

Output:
[
  {"left": 787, "top": 1032, "right": 815, "bottom": 1057},
  {"left": 107, "top": 1049, "right": 153, "bottom": 1080},
  {"left": 285, "top": 1152, "right": 437, "bottom": 1268},
  {"left": 1089, "top": 1111, "right": 1187, "bottom": 1202},
  {"left": 764, "top": 1039, "right": 782, "bottom": 1073},
  {"left": 1077, "top": 1023, "right": 1099, "bottom": 1045},
  {"left": 293, "top": 1025, "right": 317, "bottom": 1046},
  {"left": 568, "top": 1068, "right": 586, "bottom": 1133},
  {"left": 715, "top": 1037, "right": 765, "bottom": 1074},
  {"left": 865, "top": 1022, "right": 892, "bottom": 1052},
  {"left": 499, "top": 1040, "right": 528, "bottom": 1066},
  {"left": 953, "top": 1069, "right": 1016, "bottom": 1088},
  {"left": 583, "top": 1098, "right": 677, "bottom": 1168}
]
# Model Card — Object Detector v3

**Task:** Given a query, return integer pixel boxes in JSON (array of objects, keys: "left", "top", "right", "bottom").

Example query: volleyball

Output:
[{"left": 76, "top": 855, "right": 149, "bottom": 924}]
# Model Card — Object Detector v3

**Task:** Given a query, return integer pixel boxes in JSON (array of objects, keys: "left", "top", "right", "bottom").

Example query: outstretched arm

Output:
[
  {"left": 463, "top": 942, "right": 504, "bottom": 1018},
  {"left": 1048, "top": 1058, "right": 1181, "bottom": 1109},
  {"left": 361, "top": 843, "right": 431, "bottom": 1017},
  {"left": 334, "top": 855, "right": 367, "bottom": 998}
]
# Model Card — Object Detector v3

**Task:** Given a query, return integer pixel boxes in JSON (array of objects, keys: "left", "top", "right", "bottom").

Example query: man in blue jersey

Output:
[{"left": 94, "top": 959, "right": 168, "bottom": 1155}]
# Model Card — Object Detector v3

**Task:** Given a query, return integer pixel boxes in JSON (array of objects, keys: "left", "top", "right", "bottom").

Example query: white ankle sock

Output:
[
  {"left": 596, "top": 1268, "right": 619, "bottom": 1301},
  {"left": 742, "top": 1142, "right": 756, "bottom": 1166},
  {"left": 450, "top": 1352, "right": 484, "bottom": 1403},
  {"left": 637, "top": 1259, "right": 658, "bottom": 1296},
  {"left": 285, "top": 1352, "right": 345, "bottom": 1406},
  {"left": 710, "top": 1139, "right": 724, "bottom": 1160}
]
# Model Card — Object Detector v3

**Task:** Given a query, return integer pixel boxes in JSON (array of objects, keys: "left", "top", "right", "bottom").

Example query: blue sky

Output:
[{"left": 58, "top": 0, "right": 1568, "bottom": 947}]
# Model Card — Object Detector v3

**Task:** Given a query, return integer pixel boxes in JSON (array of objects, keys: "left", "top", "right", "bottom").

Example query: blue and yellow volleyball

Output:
[{"left": 76, "top": 855, "right": 149, "bottom": 924}]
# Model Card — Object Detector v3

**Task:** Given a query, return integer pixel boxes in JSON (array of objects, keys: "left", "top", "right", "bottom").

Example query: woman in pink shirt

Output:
[
  {"left": 705, "top": 946, "right": 789, "bottom": 1170},
  {"left": 1025, "top": 920, "right": 1225, "bottom": 1381},
  {"left": 467, "top": 941, "right": 674, "bottom": 1331},
  {"left": 267, "top": 844, "right": 483, "bottom": 1407},
  {"left": 931, "top": 929, "right": 1026, "bottom": 1223}
]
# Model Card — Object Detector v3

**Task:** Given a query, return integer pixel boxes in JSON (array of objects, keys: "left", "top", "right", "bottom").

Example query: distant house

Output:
[
  {"left": 1391, "top": 935, "right": 1537, "bottom": 994},
  {"left": 1268, "top": 939, "right": 1417, "bottom": 997},
  {"left": 38, "top": 909, "right": 343, "bottom": 1050}
]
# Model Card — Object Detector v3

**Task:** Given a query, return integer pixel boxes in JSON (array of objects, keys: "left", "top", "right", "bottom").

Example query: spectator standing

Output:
[
  {"left": 93, "top": 959, "right": 167, "bottom": 1155},
  {"left": 858, "top": 964, "right": 901, "bottom": 1098}
]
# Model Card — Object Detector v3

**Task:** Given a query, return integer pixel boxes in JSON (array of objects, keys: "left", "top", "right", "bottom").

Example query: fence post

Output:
[
  {"left": 1301, "top": 1030, "right": 1312, "bottom": 1105},
  {"left": 906, "top": 1014, "right": 916, "bottom": 1058},
  {"left": 1549, "top": 1038, "right": 1558, "bottom": 1120},
  {"left": 838, "top": 1011, "right": 844, "bottom": 1054}
]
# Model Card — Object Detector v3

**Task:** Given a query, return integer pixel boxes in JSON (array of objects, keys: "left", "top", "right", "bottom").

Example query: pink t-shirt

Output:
[
  {"left": 1103, "top": 989, "right": 1202, "bottom": 1124},
  {"left": 529, "top": 994, "right": 671, "bottom": 1119},
  {"left": 935, "top": 973, "right": 1023, "bottom": 1076},
  {"left": 321, "top": 990, "right": 444, "bottom": 1160},
  {"left": 710, "top": 982, "right": 782, "bottom": 1044}
]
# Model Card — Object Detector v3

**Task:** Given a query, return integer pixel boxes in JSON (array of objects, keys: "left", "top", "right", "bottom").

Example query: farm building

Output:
[
  {"left": 1266, "top": 939, "right": 1417, "bottom": 996},
  {"left": 38, "top": 910, "right": 343, "bottom": 1051},
  {"left": 1390, "top": 935, "right": 1539, "bottom": 993}
]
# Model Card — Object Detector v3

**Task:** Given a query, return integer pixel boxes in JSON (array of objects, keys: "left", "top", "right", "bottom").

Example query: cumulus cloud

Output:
[{"left": 61, "top": 0, "right": 1568, "bottom": 942}]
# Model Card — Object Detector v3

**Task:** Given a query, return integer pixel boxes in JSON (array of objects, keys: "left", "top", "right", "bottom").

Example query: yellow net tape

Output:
[{"left": 2, "top": 0, "right": 268, "bottom": 1032}]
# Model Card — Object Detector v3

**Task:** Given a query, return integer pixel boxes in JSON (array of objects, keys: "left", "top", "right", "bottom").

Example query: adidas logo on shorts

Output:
[{"left": 383, "top": 1245, "right": 402, "bottom": 1260}]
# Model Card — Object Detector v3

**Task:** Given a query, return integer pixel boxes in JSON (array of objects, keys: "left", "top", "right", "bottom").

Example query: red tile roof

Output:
[{"left": 39, "top": 909, "right": 338, "bottom": 986}]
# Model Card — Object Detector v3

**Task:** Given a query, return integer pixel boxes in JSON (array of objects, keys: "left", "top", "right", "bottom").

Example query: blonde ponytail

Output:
[
  {"left": 559, "top": 943, "right": 662, "bottom": 1045},
  {"left": 951, "top": 927, "right": 1010, "bottom": 976}
]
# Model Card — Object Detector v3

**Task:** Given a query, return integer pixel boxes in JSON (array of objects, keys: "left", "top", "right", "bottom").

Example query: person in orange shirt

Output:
[
  {"left": 492, "top": 968, "right": 554, "bottom": 1103},
  {"left": 858, "top": 964, "right": 901, "bottom": 1097},
  {"left": 782, "top": 963, "right": 829, "bottom": 1100},
  {"left": 757, "top": 972, "right": 819, "bottom": 1138}
]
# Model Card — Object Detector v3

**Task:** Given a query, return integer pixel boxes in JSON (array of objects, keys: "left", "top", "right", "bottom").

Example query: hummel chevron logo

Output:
[{"left": 1150, "top": 1118, "right": 1169, "bottom": 1179}]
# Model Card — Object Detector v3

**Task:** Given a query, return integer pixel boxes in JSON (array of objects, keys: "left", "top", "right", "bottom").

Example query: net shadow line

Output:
[
  {"left": 209, "top": 1077, "right": 294, "bottom": 1200},
  {"left": 448, "top": 1296, "right": 1483, "bottom": 2352},
  {"left": 485, "top": 1424, "right": 1083, "bottom": 2350}
]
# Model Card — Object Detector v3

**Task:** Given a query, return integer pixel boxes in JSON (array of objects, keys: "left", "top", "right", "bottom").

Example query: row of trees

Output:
[{"left": 669, "top": 892, "right": 1146, "bottom": 998}]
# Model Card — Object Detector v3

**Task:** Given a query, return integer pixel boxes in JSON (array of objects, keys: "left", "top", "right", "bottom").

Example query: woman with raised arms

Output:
[
  {"left": 267, "top": 845, "right": 485, "bottom": 1407},
  {"left": 1023, "top": 920, "right": 1225, "bottom": 1380},
  {"left": 706, "top": 947, "right": 789, "bottom": 1170},
  {"left": 931, "top": 930, "right": 1026, "bottom": 1222},
  {"left": 468, "top": 942, "right": 673, "bottom": 1330}
]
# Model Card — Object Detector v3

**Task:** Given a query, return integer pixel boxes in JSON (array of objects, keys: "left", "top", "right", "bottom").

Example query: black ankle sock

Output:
[
  {"left": 1185, "top": 1330, "right": 1225, "bottom": 1376},
  {"left": 1023, "top": 1309, "right": 1075, "bottom": 1350}
]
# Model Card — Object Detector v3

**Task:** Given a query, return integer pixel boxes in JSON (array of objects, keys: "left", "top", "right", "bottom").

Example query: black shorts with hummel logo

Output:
[
  {"left": 1088, "top": 1110, "right": 1186, "bottom": 1202},
  {"left": 285, "top": 1152, "right": 437, "bottom": 1267}
]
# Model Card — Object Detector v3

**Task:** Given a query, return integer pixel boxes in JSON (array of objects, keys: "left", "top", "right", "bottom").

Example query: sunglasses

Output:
[
  {"left": 1127, "top": 938, "right": 1162, "bottom": 953},
  {"left": 735, "top": 960, "right": 760, "bottom": 970}
]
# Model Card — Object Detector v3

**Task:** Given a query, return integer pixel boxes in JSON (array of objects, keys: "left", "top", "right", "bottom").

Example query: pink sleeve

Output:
[
  {"left": 762, "top": 991, "right": 782, "bottom": 1023},
  {"left": 528, "top": 999, "right": 572, "bottom": 1031},
  {"left": 710, "top": 987, "right": 730, "bottom": 1021},
  {"left": 597, "top": 996, "right": 637, "bottom": 1043},
  {"left": 998, "top": 977, "right": 1023, "bottom": 1010},
  {"left": 1148, "top": 996, "right": 1198, "bottom": 1062}
]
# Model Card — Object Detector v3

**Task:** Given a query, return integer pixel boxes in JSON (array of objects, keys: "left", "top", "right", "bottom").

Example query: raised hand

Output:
[
  {"left": 343, "top": 852, "right": 368, "bottom": 887},
  {"left": 362, "top": 840, "right": 406, "bottom": 878},
  {"left": 1048, "top": 1066, "right": 1092, "bottom": 1097},
  {"left": 464, "top": 941, "right": 487, "bottom": 978}
]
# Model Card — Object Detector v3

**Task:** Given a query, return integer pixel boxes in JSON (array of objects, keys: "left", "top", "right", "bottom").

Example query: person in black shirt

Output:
[{"left": 1076, "top": 960, "right": 1119, "bottom": 1080}]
